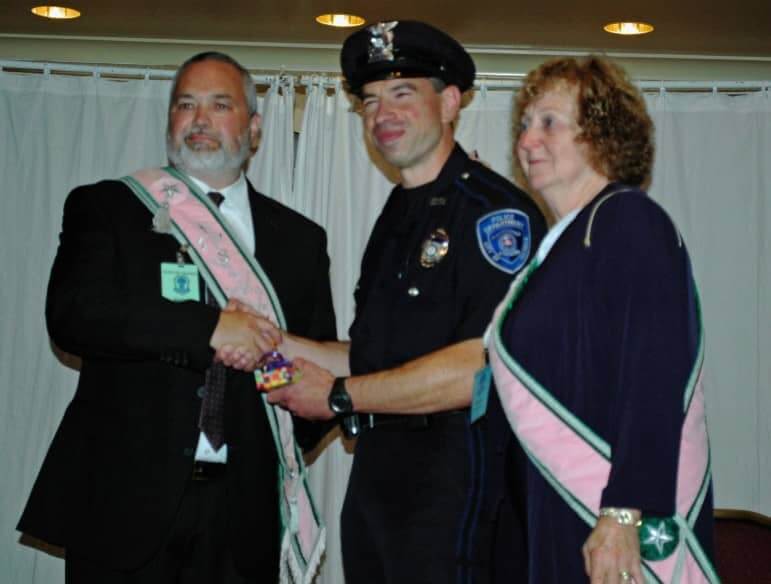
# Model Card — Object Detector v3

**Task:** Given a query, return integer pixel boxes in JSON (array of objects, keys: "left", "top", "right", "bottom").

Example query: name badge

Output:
[
  {"left": 160, "top": 262, "right": 200, "bottom": 302},
  {"left": 470, "top": 365, "right": 492, "bottom": 424}
]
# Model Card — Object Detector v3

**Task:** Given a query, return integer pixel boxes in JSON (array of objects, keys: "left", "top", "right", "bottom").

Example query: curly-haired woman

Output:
[{"left": 484, "top": 56, "right": 719, "bottom": 583}]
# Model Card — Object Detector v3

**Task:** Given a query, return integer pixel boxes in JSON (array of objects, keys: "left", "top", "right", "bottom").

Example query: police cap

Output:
[{"left": 341, "top": 20, "right": 476, "bottom": 96}]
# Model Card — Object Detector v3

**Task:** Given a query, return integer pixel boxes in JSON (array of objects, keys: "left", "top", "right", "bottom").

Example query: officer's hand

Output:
[
  {"left": 267, "top": 358, "right": 336, "bottom": 420},
  {"left": 215, "top": 344, "right": 260, "bottom": 371}
]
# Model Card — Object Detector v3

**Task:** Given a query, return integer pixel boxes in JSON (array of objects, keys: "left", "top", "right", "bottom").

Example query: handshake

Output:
[
  {"left": 208, "top": 298, "right": 283, "bottom": 372},
  {"left": 208, "top": 298, "right": 338, "bottom": 421}
]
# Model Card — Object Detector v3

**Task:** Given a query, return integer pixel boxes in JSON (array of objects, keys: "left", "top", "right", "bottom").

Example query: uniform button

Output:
[
  {"left": 197, "top": 386, "right": 206, "bottom": 399},
  {"left": 183, "top": 447, "right": 194, "bottom": 457},
  {"left": 397, "top": 272, "right": 403, "bottom": 279},
  {"left": 461, "top": 172, "right": 470, "bottom": 180},
  {"left": 407, "top": 287, "right": 420, "bottom": 297}
]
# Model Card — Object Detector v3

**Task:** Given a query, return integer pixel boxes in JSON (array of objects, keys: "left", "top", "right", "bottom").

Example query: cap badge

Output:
[
  {"left": 420, "top": 228, "right": 450, "bottom": 268},
  {"left": 368, "top": 21, "right": 398, "bottom": 63}
]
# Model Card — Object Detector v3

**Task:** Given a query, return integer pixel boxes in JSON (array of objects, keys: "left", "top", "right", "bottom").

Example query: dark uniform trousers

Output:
[{"left": 342, "top": 412, "right": 475, "bottom": 583}]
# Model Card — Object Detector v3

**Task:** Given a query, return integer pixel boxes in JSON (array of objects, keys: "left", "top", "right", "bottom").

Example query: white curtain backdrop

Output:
[
  {"left": 0, "top": 70, "right": 170, "bottom": 583},
  {"left": 248, "top": 76, "right": 295, "bottom": 208},
  {"left": 456, "top": 85, "right": 516, "bottom": 177},
  {"left": 0, "top": 68, "right": 769, "bottom": 584},
  {"left": 293, "top": 80, "right": 359, "bottom": 584},
  {"left": 293, "top": 78, "right": 339, "bottom": 225},
  {"left": 645, "top": 90, "right": 771, "bottom": 517}
]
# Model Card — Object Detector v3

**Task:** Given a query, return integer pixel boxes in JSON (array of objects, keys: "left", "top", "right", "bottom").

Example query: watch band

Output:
[
  {"left": 328, "top": 377, "right": 360, "bottom": 438},
  {"left": 328, "top": 376, "right": 353, "bottom": 416}
]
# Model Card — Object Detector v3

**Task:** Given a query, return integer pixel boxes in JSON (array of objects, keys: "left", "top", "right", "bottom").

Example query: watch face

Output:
[
  {"left": 330, "top": 395, "right": 348, "bottom": 414},
  {"left": 329, "top": 379, "right": 352, "bottom": 415}
]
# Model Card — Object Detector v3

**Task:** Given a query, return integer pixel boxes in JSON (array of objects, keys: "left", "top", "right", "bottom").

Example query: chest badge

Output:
[{"left": 420, "top": 228, "right": 450, "bottom": 268}]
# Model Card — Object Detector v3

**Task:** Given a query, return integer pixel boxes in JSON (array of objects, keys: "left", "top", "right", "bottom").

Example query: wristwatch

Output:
[{"left": 328, "top": 377, "right": 354, "bottom": 416}]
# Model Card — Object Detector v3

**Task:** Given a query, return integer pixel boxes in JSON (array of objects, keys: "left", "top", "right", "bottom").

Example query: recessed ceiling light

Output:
[
  {"left": 604, "top": 22, "right": 654, "bottom": 35},
  {"left": 31, "top": 5, "right": 81, "bottom": 19},
  {"left": 315, "top": 13, "right": 365, "bottom": 28}
]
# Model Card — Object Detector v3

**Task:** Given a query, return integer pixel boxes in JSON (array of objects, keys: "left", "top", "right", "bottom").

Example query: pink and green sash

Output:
[
  {"left": 486, "top": 203, "right": 719, "bottom": 583},
  {"left": 121, "top": 167, "right": 324, "bottom": 584}
]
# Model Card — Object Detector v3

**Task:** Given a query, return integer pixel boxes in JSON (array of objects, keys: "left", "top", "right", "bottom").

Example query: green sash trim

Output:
[
  {"left": 121, "top": 168, "right": 325, "bottom": 582},
  {"left": 121, "top": 174, "right": 231, "bottom": 307},
  {"left": 489, "top": 199, "right": 720, "bottom": 582},
  {"left": 522, "top": 437, "right": 663, "bottom": 583},
  {"left": 495, "top": 260, "right": 612, "bottom": 461},
  {"left": 162, "top": 167, "right": 286, "bottom": 329}
]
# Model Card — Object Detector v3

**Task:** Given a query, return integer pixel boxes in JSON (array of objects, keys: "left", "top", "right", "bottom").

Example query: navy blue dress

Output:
[{"left": 492, "top": 185, "right": 716, "bottom": 582}]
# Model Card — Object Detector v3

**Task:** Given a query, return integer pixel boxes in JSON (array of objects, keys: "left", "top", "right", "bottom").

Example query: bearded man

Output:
[{"left": 17, "top": 52, "right": 336, "bottom": 584}]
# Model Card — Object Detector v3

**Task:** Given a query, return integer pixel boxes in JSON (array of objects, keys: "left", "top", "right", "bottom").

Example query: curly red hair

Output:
[{"left": 514, "top": 56, "right": 654, "bottom": 187}]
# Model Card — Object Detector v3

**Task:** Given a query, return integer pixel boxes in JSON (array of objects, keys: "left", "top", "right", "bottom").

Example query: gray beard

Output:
[{"left": 166, "top": 130, "right": 250, "bottom": 174}]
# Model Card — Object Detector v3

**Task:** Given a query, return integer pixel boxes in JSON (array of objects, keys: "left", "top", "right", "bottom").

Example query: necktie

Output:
[
  {"left": 207, "top": 190, "right": 225, "bottom": 208},
  {"left": 199, "top": 191, "right": 226, "bottom": 451}
]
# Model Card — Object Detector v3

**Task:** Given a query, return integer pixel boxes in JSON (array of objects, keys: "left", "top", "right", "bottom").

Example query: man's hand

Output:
[
  {"left": 209, "top": 299, "right": 282, "bottom": 371},
  {"left": 582, "top": 515, "right": 645, "bottom": 584},
  {"left": 222, "top": 298, "right": 261, "bottom": 317},
  {"left": 266, "top": 357, "right": 336, "bottom": 420}
]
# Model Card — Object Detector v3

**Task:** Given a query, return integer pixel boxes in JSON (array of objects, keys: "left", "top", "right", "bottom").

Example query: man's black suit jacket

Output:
[{"left": 17, "top": 178, "right": 336, "bottom": 579}]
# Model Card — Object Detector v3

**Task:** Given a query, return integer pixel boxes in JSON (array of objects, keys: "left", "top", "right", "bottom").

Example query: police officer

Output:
[{"left": 267, "top": 20, "right": 547, "bottom": 583}]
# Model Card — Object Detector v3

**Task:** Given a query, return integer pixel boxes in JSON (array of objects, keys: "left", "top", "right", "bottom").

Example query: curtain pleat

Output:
[
  {"left": 248, "top": 76, "right": 295, "bottom": 207},
  {"left": 0, "top": 71, "right": 170, "bottom": 583},
  {"left": 645, "top": 90, "right": 771, "bottom": 518}
]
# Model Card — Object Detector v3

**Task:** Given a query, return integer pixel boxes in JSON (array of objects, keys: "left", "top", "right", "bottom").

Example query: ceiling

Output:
[{"left": 1, "top": 0, "right": 770, "bottom": 58}]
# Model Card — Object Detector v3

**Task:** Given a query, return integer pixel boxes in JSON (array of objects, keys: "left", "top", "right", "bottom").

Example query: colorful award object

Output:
[{"left": 255, "top": 351, "right": 295, "bottom": 391}]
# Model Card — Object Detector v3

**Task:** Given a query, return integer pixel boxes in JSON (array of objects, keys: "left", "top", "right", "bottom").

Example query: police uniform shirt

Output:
[{"left": 349, "top": 144, "right": 547, "bottom": 376}]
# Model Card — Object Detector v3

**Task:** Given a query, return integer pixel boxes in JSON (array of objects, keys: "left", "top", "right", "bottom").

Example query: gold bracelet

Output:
[{"left": 599, "top": 507, "right": 642, "bottom": 527}]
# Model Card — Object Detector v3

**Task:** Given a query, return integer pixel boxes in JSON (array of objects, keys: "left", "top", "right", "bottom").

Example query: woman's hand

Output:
[{"left": 582, "top": 516, "right": 645, "bottom": 583}]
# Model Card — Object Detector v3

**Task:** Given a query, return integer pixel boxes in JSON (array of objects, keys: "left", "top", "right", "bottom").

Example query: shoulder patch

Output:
[{"left": 476, "top": 209, "right": 532, "bottom": 274}]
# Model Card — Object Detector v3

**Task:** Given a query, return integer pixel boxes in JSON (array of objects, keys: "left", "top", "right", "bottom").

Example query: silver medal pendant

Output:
[
  {"left": 420, "top": 228, "right": 450, "bottom": 268},
  {"left": 152, "top": 182, "right": 180, "bottom": 234},
  {"left": 152, "top": 202, "right": 171, "bottom": 234}
]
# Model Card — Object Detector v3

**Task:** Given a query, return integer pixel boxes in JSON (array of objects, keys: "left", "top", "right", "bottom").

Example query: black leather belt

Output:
[
  {"left": 191, "top": 461, "right": 227, "bottom": 481},
  {"left": 359, "top": 409, "right": 466, "bottom": 431}
]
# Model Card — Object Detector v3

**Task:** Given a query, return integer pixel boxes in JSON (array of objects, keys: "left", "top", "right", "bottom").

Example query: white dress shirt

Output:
[{"left": 187, "top": 173, "right": 256, "bottom": 462}]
